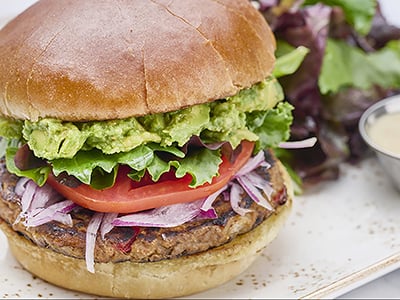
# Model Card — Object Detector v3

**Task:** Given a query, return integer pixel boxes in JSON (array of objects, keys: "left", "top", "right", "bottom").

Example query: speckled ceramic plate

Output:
[
  {"left": 1, "top": 1, "right": 400, "bottom": 299},
  {"left": 2, "top": 158, "right": 400, "bottom": 299}
]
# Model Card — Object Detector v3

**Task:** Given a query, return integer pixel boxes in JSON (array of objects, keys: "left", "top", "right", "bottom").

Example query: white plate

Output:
[
  {"left": 1, "top": 159, "right": 400, "bottom": 299},
  {"left": 1, "top": 0, "right": 400, "bottom": 299}
]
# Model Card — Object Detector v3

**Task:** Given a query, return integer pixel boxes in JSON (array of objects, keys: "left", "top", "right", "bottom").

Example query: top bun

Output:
[{"left": 0, "top": 0, "right": 276, "bottom": 122}]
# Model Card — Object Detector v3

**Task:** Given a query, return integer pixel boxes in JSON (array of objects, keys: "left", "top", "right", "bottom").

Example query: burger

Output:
[{"left": 0, "top": 0, "right": 294, "bottom": 298}]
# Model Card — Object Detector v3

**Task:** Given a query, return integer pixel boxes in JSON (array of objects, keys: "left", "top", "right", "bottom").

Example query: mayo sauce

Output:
[{"left": 367, "top": 112, "right": 400, "bottom": 155}]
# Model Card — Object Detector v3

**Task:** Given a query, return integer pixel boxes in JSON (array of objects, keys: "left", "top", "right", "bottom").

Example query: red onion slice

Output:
[
  {"left": 243, "top": 172, "right": 274, "bottom": 199},
  {"left": 235, "top": 151, "right": 270, "bottom": 177},
  {"left": 30, "top": 183, "right": 64, "bottom": 211},
  {"left": 112, "top": 200, "right": 204, "bottom": 228},
  {"left": 15, "top": 180, "right": 66, "bottom": 225},
  {"left": 222, "top": 189, "right": 230, "bottom": 201},
  {"left": 20, "top": 180, "right": 37, "bottom": 214},
  {"left": 200, "top": 185, "right": 228, "bottom": 212},
  {"left": 236, "top": 176, "right": 273, "bottom": 211},
  {"left": 59, "top": 201, "right": 78, "bottom": 214},
  {"left": 86, "top": 212, "right": 104, "bottom": 273},
  {"left": 229, "top": 183, "right": 252, "bottom": 216},
  {"left": 15, "top": 177, "right": 30, "bottom": 197},
  {"left": 23, "top": 200, "right": 76, "bottom": 227},
  {"left": 279, "top": 137, "right": 317, "bottom": 149},
  {"left": 14, "top": 180, "right": 38, "bottom": 225},
  {"left": 196, "top": 208, "right": 218, "bottom": 219},
  {"left": 100, "top": 212, "right": 118, "bottom": 239},
  {"left": 51, "top": 212, "right": 73, "bottom": 227}
]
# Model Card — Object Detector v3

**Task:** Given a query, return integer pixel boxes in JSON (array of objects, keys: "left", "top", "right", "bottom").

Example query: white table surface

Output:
[{"left": 0, "top": 0, "right": 400, "bottom": 299}]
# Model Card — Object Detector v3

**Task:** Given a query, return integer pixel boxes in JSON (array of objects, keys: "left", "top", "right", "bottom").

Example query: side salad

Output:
[{"left": 254, "top": 0, "right": 400, "bottom": 189}]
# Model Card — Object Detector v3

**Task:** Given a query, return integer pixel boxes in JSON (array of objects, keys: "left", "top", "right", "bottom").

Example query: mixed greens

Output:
[{"left": 255, "top": 0, "right": 400, "bottom": 187}]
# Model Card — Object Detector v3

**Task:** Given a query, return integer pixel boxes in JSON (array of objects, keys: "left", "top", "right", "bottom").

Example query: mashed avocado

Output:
[
  {"left": 2, "top": 77, "right": 284, "bottom": 160},
  {"left": 139, "top": 104, "right": 211, "bottom": 147}
]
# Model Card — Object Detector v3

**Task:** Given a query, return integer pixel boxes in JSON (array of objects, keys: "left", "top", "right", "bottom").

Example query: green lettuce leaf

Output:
[
  {"left": 369, "top": 40, "right": 400, "bottom": 88},
  {"left": 147, "top": 143, "right": 185, "bottom": 158},
  {"left": 143, "top": 155, "right": 172, "bottom": 182},
  {"left": 175, "top": 148, "right": 222, "bottom": 187},
  {"left": 273, "top": 42, "right": 310, "bottom": 78},
  {"left": 130, "top": 148, "right": 222, "bottom": 188},
  {"left": 5, "top": 147, "right": 50, "bottom": 187},
  {"left": 134, "top": 144, "right": 186, "bottom": 182},
  {"left": 115, "top": 145, "right": 155, "bottom": 170},
  {"left": 247, "top": 102, "right": 294, "bottom": 152},
  {"left": 51, "top": 149, "right": 118, "bottom": 185},
  {"left": 319, "top": 39, "right": 400, "bottom": 94},
  {"left": 49, "top": 144, "right": 220, "bottom": 189},
  {"left": 90, "top": 167, "right": 118, "bottom": 190},
  {"left": 51, "top": 145, "right": 156, "bottom": 187}
]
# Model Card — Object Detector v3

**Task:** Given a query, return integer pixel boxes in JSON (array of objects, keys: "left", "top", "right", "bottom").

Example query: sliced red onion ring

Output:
[
  {"left": 229, "top": 183, "right": 252, "bottom": 216},
  {"left": 59, "top": 201, "right": 78, "bottom": 214},
  {"left": 236, "top": 176, "right": 273, "bottom": 211},
  {"left": 23, "top": 200, "right": 76, "bottom": 227},
  {"left": 30, "top": 183, "right": 64, "bottom": 211},
  {"left": 197, "top": 186, "right": 229, "bottom": 220},
  {"left": 242, "top": 172, "right": 274, "bottom": 199},
  {"left": 222, "top": 190, "right": 230, "bottom": 202},
  {"left": 15, "top": 177, "right": 30, "bottom": 197},
  {"left": 200, "top": 185, "right": 228, "bottom": 212},
  {"left": 100, "top": 212, "right": 119, "bottom": 239},
  {"left": 112, "top": 200, "right": 204, "bottom": 228},
  {"left": 15, "top": 180, "right": 66, "bottom": 225},
  {"left": 235, "top": 151, "right": 270, "bottom": 177},
  {"left": 14, "top": 180, "right": 38, "bottom": 225},
  {"left": 86, "top": 212, "right": 104, "bottom": 273},
  {"left": 51, "top": 212, "right": 73, "bottom": 227},
  {"left": 196, "top": 208, "right": 218, "bottom": 220},
  {"left": 20, "top": 180, "right": 37, "bottom": 214},
  {"left": 278, "top": 137, "right": 317, "bottom": 149}
]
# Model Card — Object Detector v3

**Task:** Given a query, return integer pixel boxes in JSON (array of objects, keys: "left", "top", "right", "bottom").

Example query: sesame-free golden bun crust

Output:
[{"left": 0, "top": 0, "right": 276, "bottom": 122}]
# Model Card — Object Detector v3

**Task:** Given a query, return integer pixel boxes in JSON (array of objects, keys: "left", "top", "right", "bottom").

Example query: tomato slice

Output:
[{"left": 47, "top": 141, "right": 254, "bottom": 213}]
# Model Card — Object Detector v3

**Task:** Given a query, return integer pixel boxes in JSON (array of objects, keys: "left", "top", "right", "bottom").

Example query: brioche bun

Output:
[{"left": 0, "top": 0, "right": 275, "bottom": 122}]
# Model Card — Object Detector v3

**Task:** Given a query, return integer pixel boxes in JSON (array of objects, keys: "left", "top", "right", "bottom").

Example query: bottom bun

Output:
[{"left": 0, "top": 164, "right": 292, "bottom": 299}]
